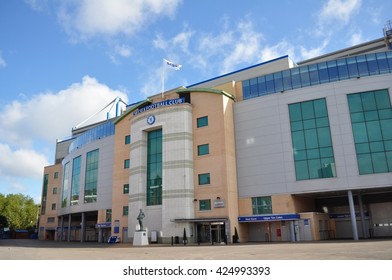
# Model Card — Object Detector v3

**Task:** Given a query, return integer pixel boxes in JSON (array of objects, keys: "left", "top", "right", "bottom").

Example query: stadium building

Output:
[{"left": 39, "top": 25, "right": 392, "bottom": 243}]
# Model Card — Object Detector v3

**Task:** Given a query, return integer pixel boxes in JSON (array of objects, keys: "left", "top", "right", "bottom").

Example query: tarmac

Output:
[{"left": 1, "top": 238, "right": 392, "bottom": 260}]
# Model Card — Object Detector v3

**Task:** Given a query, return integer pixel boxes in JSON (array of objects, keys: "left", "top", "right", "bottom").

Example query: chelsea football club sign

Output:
[{"left": 133, "top": 97, "right": 185, "bottom": 116}]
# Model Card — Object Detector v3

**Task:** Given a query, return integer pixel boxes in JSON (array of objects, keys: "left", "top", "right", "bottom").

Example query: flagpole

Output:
[{"left": 161, "top": 59, "right": 166, "bottom": 99}]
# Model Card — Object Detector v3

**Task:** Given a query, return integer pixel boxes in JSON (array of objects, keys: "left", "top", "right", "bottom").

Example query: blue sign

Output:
[
  {"left": 95, "top": 222, "right": 111, "bottom": 228},
  {"left": 133, "top": 97, "right": 185, "bottom": 115},
  {"left": 238, "top": 213, "right": 300, "bottom": 222}
]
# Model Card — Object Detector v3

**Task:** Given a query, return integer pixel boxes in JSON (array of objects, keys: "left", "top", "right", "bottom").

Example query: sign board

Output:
[
  {"left": 133, "top": 97, "right": 185, "bottom": 116},
  {"left": 238, "top": 213, "right": 300, "bottom": 222}
]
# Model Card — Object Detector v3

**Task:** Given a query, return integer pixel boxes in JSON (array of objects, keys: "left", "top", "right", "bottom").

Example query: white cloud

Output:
[
  {"left": 0, "top": 76, "right": 128, "bottom": 148},
  {"left": 299, "top": 39, "right": 330, "bottom": 61},
  {"left": 0, "top": 52, "right": 6, "bottom": 68},
  {"left": 0, "top": 143, "right": 49, "bottom": 180},
  {"left": 259, "top": 40, "right": 296, "bottom": 63},
  {"left": 319, "top": 0, "right": 361, "bottom": 24},
  {"left": 348, "top": 31, "right": 363, "bottom": 46},
  {"left": 57, "top": 0, "right": 182, "bottom": 40}
]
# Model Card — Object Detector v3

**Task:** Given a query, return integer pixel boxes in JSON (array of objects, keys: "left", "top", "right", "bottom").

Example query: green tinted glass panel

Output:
[
  {"left": 147, "top": 129, "right": 162, "bottom": 206},
  {"left": 197, "top": 116, "right": 208, "bottom": 128},
  {"left": 348, "top": 89, "right": 392, "bottom": 174},
  {"left": 289, "top": 98, "right": 336, "bottom": 180},
  {"left": 252, "top": 196, "right": 272, "bottom": 214},
  {"left": 198, "top": 144, "right": 209, "bottom": 155},
  {"left": 198, "top": 173, "right": 210, "bottom": 185},
  {"left": 199, "top": 199, "right": 211, "bottom": 211}
]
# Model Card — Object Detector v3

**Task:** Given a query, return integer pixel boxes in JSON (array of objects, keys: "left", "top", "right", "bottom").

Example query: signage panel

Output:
[
  {"left": 238, "top": 213, "right": 300, "bottom": 222},
  {"left": 133, "top": 97, "right": 185, "bottom": 116}
]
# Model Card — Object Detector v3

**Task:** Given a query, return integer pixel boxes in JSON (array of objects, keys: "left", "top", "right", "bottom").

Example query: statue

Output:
[{"left": 137, "top": 209, "right": 145, "bottom": 231}]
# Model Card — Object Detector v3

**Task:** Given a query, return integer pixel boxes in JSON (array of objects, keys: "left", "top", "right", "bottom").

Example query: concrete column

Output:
[
  {"left": 358, "top": 193, "right": 368, "bottom": 238},
  {"left": 290, "top": 221, "right": 296, "bottom": 242},
  {"left": 80, "top": 212, "right": 85, "bottom": 243},
  {"left": 59, "top": 216, "right": 64, "bottom": 241},
  {"left": 67, "top": 214, "right": 72, "bottom": 242},
  {"left": 348, "top": 190, "right": 359, "bottom": 241}
]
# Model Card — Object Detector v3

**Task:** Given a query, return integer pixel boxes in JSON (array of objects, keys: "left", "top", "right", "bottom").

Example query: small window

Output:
[
  {"left": 197, "top": 116, "right": 208, "bottom": 128},
  {"left": 123, "top": 206, "right": 129, "bottom": 216},
  {"left": 199, "top": 199, "right": 211, "bottom": 211},
  {"left": 124, "top": 159, "right": 130, "bottom": 169},
  {"left": 106, "top": 209, "right": 112, "bottom": 222},
  {"left": 123, "top": 184, "right": 129, "bottom": 194},
  {"left": 54, "top": 172, "right": 59, "bottom": 179},
  {"left": 47, "top": 217, "right": 55, "bottom": 223},
  {"left": 197, "top": 144, "right": 209, "bottom": 156},
  {"left": 198, "top": 173, "right": 210, "bottom": 185},
  {"left": 51, "top": 203, "right": 56, "bottom": 210},
  {"left": 125, "top": 135, "right": 131, "bottom": 145},
  {"left": 252, "top": 196, "right": 272, "bottom": 214},
  {"left": 53, "top": 187, "right": 58, "bottom": 195}
]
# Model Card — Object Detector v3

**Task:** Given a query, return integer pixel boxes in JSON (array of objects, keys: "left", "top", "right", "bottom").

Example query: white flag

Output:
[{"left": 163, "top": 58, "right": 182, "bottom": 70}]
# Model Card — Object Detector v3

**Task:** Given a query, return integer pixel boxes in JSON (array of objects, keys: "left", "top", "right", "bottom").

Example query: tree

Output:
[{"left": 0, "top": 193, "right": 39, "bottom": 230}]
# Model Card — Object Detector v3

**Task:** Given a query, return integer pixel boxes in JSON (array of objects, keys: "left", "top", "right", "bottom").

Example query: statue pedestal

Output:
[{"left": 133, "top": 230, "right": 149, "bottom": 246}]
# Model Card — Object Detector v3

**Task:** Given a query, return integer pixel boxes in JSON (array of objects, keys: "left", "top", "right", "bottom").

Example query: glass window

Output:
[
  {"left": 376, "top": 53, "right": 390, "bottom": 74},
  {"left": 356, "top": 55, "right": 369, "bottom": 76},
  {"left": 309, "top": 64, "right": 320, "bottom": 85},
  {"left": 337, "top": 58, "right": 349, "bottom": 80},
  {"left": 257, "top": 76, "right": 267, "bottom": 96},
  {"left": 282, "top": 69, "right": 292, "bottom": 90},
  {"left": 84, "top": 149, "right": 99, "bottom": 203},
  {"left": 123, "top": 206, "right": 129, "bottom": 216},
  {"left": 54, "top": 172, "right": 59, "bottom": 179},
  {"left": 124, "top": 159, "right": 130, "bottom": 169},
  {"left": 197, "top": 144, "right": 209, "bottom": 156},
  {"left": 123, "top": 184, "right": 129, "bottom": 194},
  {"left": 265, "top": 74, "right": 275, "bottom": 94},
  {"left": 274, "top": 72, "right": 283, "bottom": 92},
  {"left": 198, "top": 173, "right": 210, "bottom": 185},
  {"left": 250, "top": 78, "right": 259, "bottom": 98},
  {"left": 53, "top": 187, "right": 58, "bottom": 195},
  {"left": 51, "top": 203, "right": 56, "bottom": 210},
  {"left": 347, "top": 57, "right": 359, "bottom": 78},
  {"left": 289, "top": 98, "right": 336, "bottom": 180},
  {"left": 300, "top": 66, "right": 310, "bottom": 87},
  {"left": 106, "top": 209, "right": 112, "bottom": 222},
  {"left": 252, "top": 196, "right": 272, "bottom": 214},
  {"left": 125, "top": 135, "right": 131, "bottom": 145},
  {"left": 366, "top": 54, "right": 379, "bottom": 75},
  {"left": 197, "top": 116, "right": 208, "bottom": 128},
  {"left": 291, "top": 68, "right": 301, "bottom": 89},
  {"left": 147, "top": 129, "right": 162, "bottom": 206},
  {"left": 242, "top": 79, "right": 251, "bottom": 100},
  {"left": 318, "top": 62, "right": 329, "bottom": 83},
  {"left": 327, "top": 61, "right": 339, "bottom": 82},
  {"left": 61, "top": 162, "right": 70, "bottom": 208},
  {"left": 199, "top": 199, "right": 211, "bottom": 211},
  {"left": 348, "top": 89, "right": 392, "bottom": 174},
  {"left": 70, "top": 156, "right": 81, "bottom": 206}
]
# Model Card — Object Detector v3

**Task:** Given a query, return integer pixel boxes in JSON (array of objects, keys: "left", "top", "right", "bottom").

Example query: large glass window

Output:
[
  {"left": 252, "top": 196, "right": 272, "bottom": 215},
  {"left": 289, "top": 99, "right": 336, "bottom": 180},
  {"left": 41, "top": 174, "right": 48, "bottom": 215},
  {"left": 70, "top": 156, "right": 81, "bottom": 206},
  {"left": 61, "top": 162, "right": 70, "bottom": 207},
  {"left": 348, "top": 89, "right": 392, "bottom": 174},
  {"left": 242, "top": 51, "right": 392, "bottom": 100},
  {"left": 147, "top": 129, "right": 162, "bottom": 206},
  {"left": 84, "top": 149, "right": 99, "bottom": 203}
]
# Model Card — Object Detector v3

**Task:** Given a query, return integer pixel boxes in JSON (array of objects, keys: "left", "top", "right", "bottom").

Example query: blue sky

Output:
[{"left": 0, "top": 0, "right": 391, "bottom": 203}]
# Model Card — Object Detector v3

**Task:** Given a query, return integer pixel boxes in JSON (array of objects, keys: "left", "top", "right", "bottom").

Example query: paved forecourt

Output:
[{"left": 1, "top": 239, "right": 392, "bottom": 260}]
